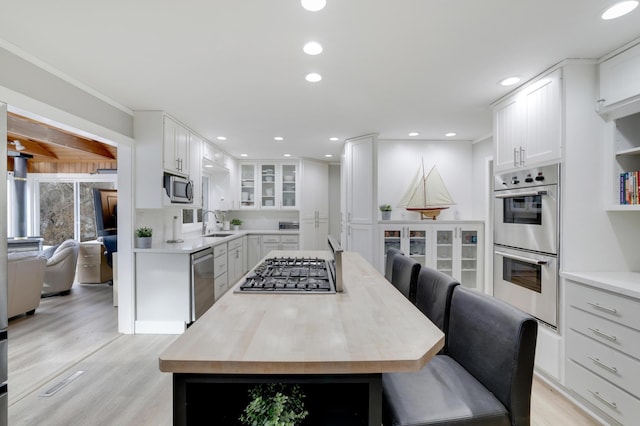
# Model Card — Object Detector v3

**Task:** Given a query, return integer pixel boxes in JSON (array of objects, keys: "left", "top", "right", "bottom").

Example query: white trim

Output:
[{"left": 134, "top": 320, "right": 186, "bottom": 335}]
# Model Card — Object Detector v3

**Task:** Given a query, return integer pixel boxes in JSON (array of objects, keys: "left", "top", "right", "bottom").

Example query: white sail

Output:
[{"left": 397, "top": 163, "right": 454, "bottom": 209}]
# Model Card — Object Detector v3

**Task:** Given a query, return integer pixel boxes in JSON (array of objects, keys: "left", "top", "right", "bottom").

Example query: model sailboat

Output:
[{"left": 397, "top": 160, "right": 455, "bottom": 220}]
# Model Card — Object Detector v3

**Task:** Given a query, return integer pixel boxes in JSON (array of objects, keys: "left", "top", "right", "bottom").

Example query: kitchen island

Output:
[{"left": 159, "top": 250, "right": 444, "bottom": 425}]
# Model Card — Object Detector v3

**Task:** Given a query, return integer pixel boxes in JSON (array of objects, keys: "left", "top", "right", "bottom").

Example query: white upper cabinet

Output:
[
  {"left": 163, "top": 115, "right": 190, "bottom": 176},
  {"left": 494, "top": 69, "right": 562, "bottom": 173},
  {"left": 238, "top": 161, "right": 298, "bottom": 210},
  {"left": 599, "top": 42, "right": 640, "bottom": 116},
  {"left": 189, "top": 132, "right": 203, "bottom": 209}
]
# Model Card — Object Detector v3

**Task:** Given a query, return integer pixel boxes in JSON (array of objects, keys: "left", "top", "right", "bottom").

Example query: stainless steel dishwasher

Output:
[{"left": 191, "top": 248, "right": 215, "bottom": 322}]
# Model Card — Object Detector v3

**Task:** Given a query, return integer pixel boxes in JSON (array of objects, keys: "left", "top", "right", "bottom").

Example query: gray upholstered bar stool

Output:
[
  {"left": 390, "top": 254, "right": 420, "bottom": 303},
  {"left": 384, "top": 247, "right": 404, "bottom": 282}
]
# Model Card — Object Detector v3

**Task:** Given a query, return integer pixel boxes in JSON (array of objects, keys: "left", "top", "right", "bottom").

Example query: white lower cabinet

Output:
[
  {"left": 261, "top": 234, "right": 299, "bottom": 258},
  {"left": 213, "top": 243, "right": 228, "bottom": 301},
  {"left": 248, "top": 235, "right": 261, "bottom": 269},
  {"left": 565, "top": 279, "right": 640, "bottom": 425},
  {"left": 227, "top": 237, "right": 244, "bottom": 288},
  {"left": 379, "top": 222, "right": 483, "bottom": 290}
]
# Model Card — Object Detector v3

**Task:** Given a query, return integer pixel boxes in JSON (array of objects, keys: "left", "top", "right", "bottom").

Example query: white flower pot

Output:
[{"left": 135, "top": 236, "right": 152, "bottom": 249}]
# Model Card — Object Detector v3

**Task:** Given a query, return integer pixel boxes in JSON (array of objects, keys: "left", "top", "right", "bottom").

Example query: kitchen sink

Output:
[{"left": 204, "top": 233, "right": 233, "bottom": 238}]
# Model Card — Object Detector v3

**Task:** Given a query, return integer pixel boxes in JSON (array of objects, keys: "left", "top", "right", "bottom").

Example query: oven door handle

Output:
[
  {"left": 495, "top": 250, "right": 548, "bottom": 265},
  {"left": 494, "top": 190, "right": 548, "bottom": 199}
]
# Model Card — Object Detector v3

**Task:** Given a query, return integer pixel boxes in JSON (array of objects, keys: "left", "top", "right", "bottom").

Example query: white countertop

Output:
[
  {"left": 132, "top": 229, "right": 299, "bottom": 254},
  {"left": 561, "top": 271, "right": 640, "bottom": 300}
]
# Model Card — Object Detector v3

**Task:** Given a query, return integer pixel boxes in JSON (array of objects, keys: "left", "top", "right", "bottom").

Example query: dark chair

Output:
[
  {"left": 383, "top": 286, "right": 538, "bottom": 426},
  {"left": 390, "top": 255, "right": 420, "bottom": 303},
  {"left": 414, "top": 267, "right": 459, "bottom": 351},
  {"left": 385, "top": 247, "right": 404, "bottom": 282},
  {"left": 101, "top": 235, "right": 117, "bottom": 269}
]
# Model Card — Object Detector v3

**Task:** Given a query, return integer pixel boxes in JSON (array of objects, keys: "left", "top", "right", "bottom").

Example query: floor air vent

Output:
[{"left": 40, "top": 370, "right": 85, "bottom": 397}]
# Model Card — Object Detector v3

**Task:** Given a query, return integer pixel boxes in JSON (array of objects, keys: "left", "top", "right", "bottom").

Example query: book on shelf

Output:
[{"left": 620, "top": 171, "right": 640, "bottom": 205}]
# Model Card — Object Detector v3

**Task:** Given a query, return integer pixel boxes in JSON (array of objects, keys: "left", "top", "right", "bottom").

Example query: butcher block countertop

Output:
[{"left": 159, "top": 250, "right": 444, "bottom": 375}]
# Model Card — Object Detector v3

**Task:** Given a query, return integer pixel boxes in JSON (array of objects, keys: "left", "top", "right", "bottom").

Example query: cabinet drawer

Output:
[
  {"left": 568, "top": 307, "right": 640, "bottom": 360},
  {"left": 79, "top": 246, "right": 102, "bottom": 264},
  {"left": 214, "top": 255, "right": 227, "bottom": 277},
  {"left": 280, "top": 235, "right": 299, "bottom": 244},
  {"left": 228, "top": 238, "right": 243, "bottom": 251},
  {"left": 567, "top": 329, "right": 640, "bottom": 398},
  {"left": 213, "top": 243, "right": 227, "bottom": 258},
  {"left": 567, "top": 360, "right": 640, "bottom": 425},
  {"left": 214, "top": 272, "right": 228, "bottom": 301},
  {"left": 262, "top": 235, "right": 280, "bottom": 243},
  {"left": 567, "top": 281, "right": 640, "bottom": 331}
]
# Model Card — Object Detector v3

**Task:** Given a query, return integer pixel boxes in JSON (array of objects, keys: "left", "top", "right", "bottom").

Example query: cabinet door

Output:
[
  {"left": 494, "top": 97, "right": 524, "bottom": 172},
  {"left": 163, "top": 116, "right": 179, "bottom": 174},
  {"left": 458, "top": 227, "right": 481, "bottom": 290},
  {"left": 407, "top": 226, "right": 429, "bottom": 266},
  {"left": 280, "top": 163, "right": 298, "bottom": 209},
  {"left": 176, "top": 124, "right": 190, "bottom": 175},
  {"left": 248, "top": 235, "right": 261, "bottom": 268},
  {"left": 262, "top": 242, "right": 280, "bottom": 258},
  {"left": 381, "top": 226, "right": 404, "bottom": 273},
  {"left": 523, "top": 69, "right": 562, "bottom": 166},
  {"left": 600, "top": 43, "right": 640, "bottom": 109},
  {"left": 434, "top": 228, "right": 455, "bottom": 277},
  {"left": 189, "top": 132, "right": 203, "bottom": 208},
  {"left": 240, "top": 163, "right": 257, "bottom": 209},
  {"left": 260, "top": 163, "right": 277, "bottom": 209}
]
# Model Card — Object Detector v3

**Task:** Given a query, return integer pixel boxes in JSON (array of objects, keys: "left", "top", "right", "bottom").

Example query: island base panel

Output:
[{"left": 173, "top": 373, "right": 382, "bottom": 426}]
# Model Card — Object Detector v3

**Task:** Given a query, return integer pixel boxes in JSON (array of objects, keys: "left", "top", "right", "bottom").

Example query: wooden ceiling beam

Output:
[
  {"left": 7, "top": 135, "right": 58, "bottom": 159},
  {"left": 8, "top": 113, "right": 116, "bottom": 160}
]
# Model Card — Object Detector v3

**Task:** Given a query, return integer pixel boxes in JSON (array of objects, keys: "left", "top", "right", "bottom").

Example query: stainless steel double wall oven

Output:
[{"left": 493, "top": 163, "right": 560, "bottom": 329}]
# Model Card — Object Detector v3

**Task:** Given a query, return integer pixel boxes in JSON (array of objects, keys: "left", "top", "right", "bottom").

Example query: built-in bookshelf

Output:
[{"left": 610, "top": 112, "right": 640, "bottom": 211}]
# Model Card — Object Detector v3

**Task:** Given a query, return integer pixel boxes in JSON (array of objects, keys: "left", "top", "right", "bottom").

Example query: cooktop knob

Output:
[
  {"left": 535, "top": 172, "right": 545, "bottom": 181},
  {"left": 511, "top": 177, "right": 520, "bottom": 184},
  {"left": 525, "top": 174, "right": 534, "bottom": 183}
]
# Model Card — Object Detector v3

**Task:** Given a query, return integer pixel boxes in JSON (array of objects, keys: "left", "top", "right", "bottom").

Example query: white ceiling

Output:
[{"left": 1, "top": 0, "right": 640, "bottom": 160}]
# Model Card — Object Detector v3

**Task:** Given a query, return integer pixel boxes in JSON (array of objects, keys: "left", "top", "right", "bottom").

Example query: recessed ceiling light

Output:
[
  {"left": 301, "top": 0, "right": 326, "bottom": 12},
  {"left": 499, "top": 76, "right": 520, "bottom": 86},
  {"left": 602, "top": 1, "right": 638, "bottom": 19},
  {"left": 204, "top": 164, "right": 214, "bottom": 168},
  {"left": 274, "top": 136, "right": 284, "bottom": 141},
  {"left": 240, "top": 153, "right": 248, "bottom": 157},
  {"left": 445, "top": 132, "right": 457, "bottom": 137},
  {"left": 408, "top": 132, "right": 419, "bottom": 137},
  {"left": 305, "top": 72, "right": 322, "bottom": 83},
  {"left": 303, "top": 41, "right": 323, "bottom": 55},
  {"left": 325, "top": 154, "right": 333, "bottom": 158},
  {"left": 283, "top": 154, "right": 292, "bottom": 157},
  {"left": 329, "top": 137, "right": 339, "bottom": 141},
  {"left": 216, "top": 136, "right": 227, "bottom": 141}
]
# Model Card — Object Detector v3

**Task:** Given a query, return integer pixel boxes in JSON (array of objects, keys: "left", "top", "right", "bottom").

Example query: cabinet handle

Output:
[
  {"left": 588, "top": 389, "right": 617, "bottom": 410},
  {"left": 519, "top": 147, "right": 525, "bottom": 165},
  {"left": 588, "top": 327, "right": 617, "bottom": 342},
  {"left": 513, "top": 148, "right": 518, "bottom": 167},
  {"left": 596, "top": 98, "right": 605, "bottom": 104},
  {"left": 587, "top": 302, "right": 617, "bottom": 315},
  {"left": 587, "top": 357, "right": 618, "bottom": 373}
]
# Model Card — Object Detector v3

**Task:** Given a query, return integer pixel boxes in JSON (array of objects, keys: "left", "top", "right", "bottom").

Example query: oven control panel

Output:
[{"left": 496, "top": 164, "right": 559, "bottom": 190}]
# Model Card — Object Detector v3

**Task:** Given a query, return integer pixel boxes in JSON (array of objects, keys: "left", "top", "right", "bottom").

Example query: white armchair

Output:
[
  {"left": 42, "top": 239, "right": 80, "bottom": 296},
  {"left": 7, "top": 253, "right": 46, "bottom": 318}
]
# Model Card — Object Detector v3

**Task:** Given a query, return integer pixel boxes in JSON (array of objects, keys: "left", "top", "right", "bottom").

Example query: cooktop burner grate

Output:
[{"left": 237, "top": 257, "right": 336, "bottom": 293}]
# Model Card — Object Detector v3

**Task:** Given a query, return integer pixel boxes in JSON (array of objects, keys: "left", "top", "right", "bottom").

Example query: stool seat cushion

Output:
[{"left": 382, "top": 355, "right": 510, "bottom": 426}]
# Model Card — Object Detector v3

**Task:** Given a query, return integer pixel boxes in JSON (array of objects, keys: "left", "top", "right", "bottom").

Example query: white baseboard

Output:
[{"left": 134, "top": 320, "right": 186, "bottom": 334}]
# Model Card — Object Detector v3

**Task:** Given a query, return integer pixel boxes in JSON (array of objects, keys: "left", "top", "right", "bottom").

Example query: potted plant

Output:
[
  {"left": 135, "top": 227, "right": 153, "bottom": 248},
  {"left": 379, "top": 204, "right": 392, "bottom": 220},
  {"left": 239, "top": 383, "right": 308, "bottom": 426},
  {"left": 231, "top": 218, "right": 242, "bottom": 231}
]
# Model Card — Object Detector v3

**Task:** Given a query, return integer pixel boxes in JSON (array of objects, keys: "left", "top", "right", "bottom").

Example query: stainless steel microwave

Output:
[{"left": 164, "top": 173, "right": 194, "bottom": 204}]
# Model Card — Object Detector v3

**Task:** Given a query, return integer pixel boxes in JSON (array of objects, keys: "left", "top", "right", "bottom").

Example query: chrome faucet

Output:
[{"left": 202, "top": 210, "right": 216, "bottom": 235}]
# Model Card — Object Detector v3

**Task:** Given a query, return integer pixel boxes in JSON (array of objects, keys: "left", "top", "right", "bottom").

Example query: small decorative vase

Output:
[
  {"left": 135, "top": 236, "right": 152, "bottom": 249},
  {"left": 381, "top": 211, "right": 391, "bottom": 220}
]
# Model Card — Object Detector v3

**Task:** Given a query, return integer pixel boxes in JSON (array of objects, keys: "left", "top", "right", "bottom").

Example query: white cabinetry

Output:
[
  {"left": 599, "top": 42, "right": 640, "bottom": 117},
  {"left": 238, "top": 162, "right": 298, "bottom": 210},
  {"left": 433, "top": 225, "right": 483, "bottom": 289},
  {"left": 301, "top": 159, "right": 329, "bottom": 250},
  {"left": 247, "top": 235, "right": 261, "bottom": 269},
  {"left": 494, "top": 69, "right": 562, "bottom": 173},
  {"left": 134, "top": 111, "right": 194, "bottom": 208},
  {"left": 227, "top": 237, "right": 244, "bottom": 288},
  {"left": 342, "top": 135, "right": 376, "bottom": 264},
  {"left": 213, "top": 243, "right": 228, "bottom": 301},
  {"left": 379, "top": 222, "right": 483, "bottom": 290},
  {"left": 565, "top": 278, "right": 640, "bottom": 425},
  {"left": 163, "top": 115, "right": 190, "bottom": 176},
  {"left": 189, "top": 132, "right": 203, "bottom": 208}
]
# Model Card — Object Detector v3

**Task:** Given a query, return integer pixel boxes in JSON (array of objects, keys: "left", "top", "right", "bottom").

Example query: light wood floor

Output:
[{"left": 7, "top": 283, "right": 601, "bottom": 425}]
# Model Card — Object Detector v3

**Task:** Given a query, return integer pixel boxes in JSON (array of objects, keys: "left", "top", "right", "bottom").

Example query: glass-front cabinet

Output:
[
  {"left": 240, "top": 163, "right": 257, "bottom": 209},
  {"left": 239, "top": 161, "right": 298, "bottom": 209},
  {"left": 433, "top": 224, "right": 482, "bottom": 289},
  {"left": 380, "top": 222, "right": 484, "bottom": 291},
  {"left": 381, "top": 225, "right": 431, "bottom": 269}
]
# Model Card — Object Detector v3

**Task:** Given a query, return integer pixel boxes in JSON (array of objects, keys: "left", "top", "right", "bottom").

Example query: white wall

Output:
[
  {"left": 377, "top": 140, "right": 474, "bottom": 221},
  {"left": 471, "top": 136, "right": 493, "bottom": 221}
]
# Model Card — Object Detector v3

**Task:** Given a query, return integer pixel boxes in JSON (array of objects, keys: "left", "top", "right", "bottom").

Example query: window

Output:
[{"left": 182, "top": 175, "right": 209, "bottom": 230}]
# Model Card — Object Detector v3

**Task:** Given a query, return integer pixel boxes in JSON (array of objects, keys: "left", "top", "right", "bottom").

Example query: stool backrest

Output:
[{"left": 390, "top": 255, "right": 420, "bottom": 303}]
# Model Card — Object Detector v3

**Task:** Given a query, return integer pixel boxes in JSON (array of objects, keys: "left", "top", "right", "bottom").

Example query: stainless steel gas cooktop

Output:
[{"left": 236, "top": 257, "right": 336, "bottom": 293}]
